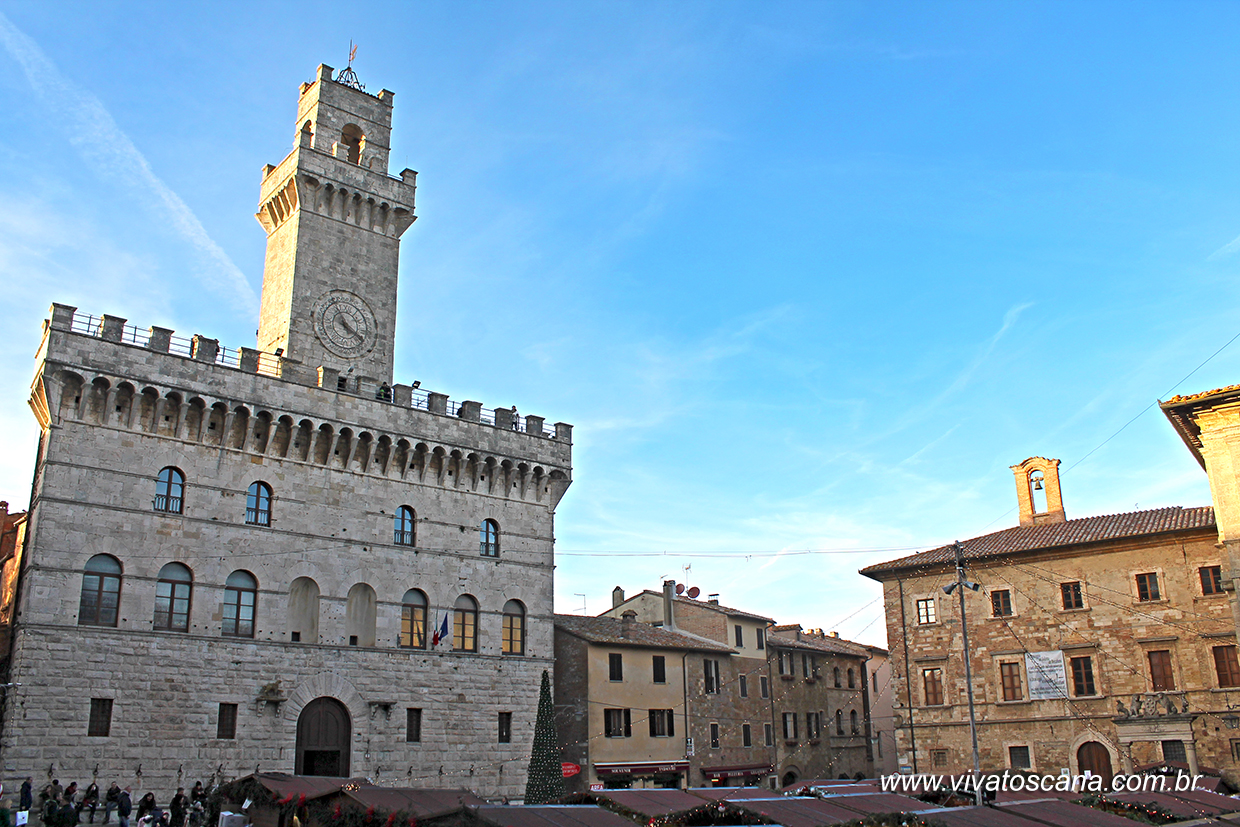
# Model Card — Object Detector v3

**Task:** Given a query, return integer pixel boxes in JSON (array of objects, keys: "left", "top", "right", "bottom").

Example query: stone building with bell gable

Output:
[
  {"left": 0, "top": 64, "right": 571, "bottom": 800},
  {"left": 862, "top": 457, "right": 1240, "bottom": 786}
]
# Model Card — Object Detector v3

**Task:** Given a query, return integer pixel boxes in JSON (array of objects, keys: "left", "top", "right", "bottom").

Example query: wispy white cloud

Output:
[
  {"left": 0, "top": 12, "right": 257, "bottom": 314},
  {"left": 1208, "top": 233, "right": 1240, "bottom": 261}
]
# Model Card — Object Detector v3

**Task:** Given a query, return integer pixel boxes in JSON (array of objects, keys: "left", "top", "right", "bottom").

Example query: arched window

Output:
[
  {"left": 850, "top": 709, "right": 859, "bottom": 735},
  {"left": 153, "top": 562, "right": 192, "bottom": 632},
  {"left": 502, "top": 599, "right": 526, "bottom": 655},
  {"left": 400, "top": 589, "right": 427, "bottom": 649},
  {"left": 453, "top": 594, "right": 478, "bottom": 652},
  {"left": 79, "top": 555, "right": 122, "bottom": 627},
  {"left": 154, "top": 467, "right": 184, "bottom": 513},
  {"left": 835, "top": 709, "right": 844, "bottom": 735},
  {"left": 223, "top": 570, "right": 258, "bottom": 638},
  {"left": 346, "top": 583, "right": 377, "bottom": 647},
  {"left": 480, "top": 519, "right": 500, "bottom": 557},
  {"left": 848, "top": 668, "right": 855, "bottom": 688},
  {"left": 246, "top": 481, "right": 272, "bottom": 526},
  {"left": 394, "top": 506, "right": 415, "bottom": 546},
  {"left": 288, "top": 577, "right": 320, "bottom": 643},
  {"left": 340, "top": 124, "right": 365, "bottom": 164},
  {"left": 833, "top": 667, "right": 841, "bottom": 688}
]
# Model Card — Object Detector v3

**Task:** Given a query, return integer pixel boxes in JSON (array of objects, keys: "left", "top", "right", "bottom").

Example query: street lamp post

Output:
[{"left": 943, "top": 540, "right": 981, "bottom": 778}]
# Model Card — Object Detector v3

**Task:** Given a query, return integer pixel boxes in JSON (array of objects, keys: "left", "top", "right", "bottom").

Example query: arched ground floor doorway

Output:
[
  {"left": 296, "top": 697, "right": 351, "bottom": 777},
  {"left": 1077, "top": 741, "right": 1113, "bottom": 788}
]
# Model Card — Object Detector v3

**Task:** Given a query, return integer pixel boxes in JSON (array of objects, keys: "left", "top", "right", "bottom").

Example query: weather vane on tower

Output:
[{"left": 335, "top": 41, "right": 365, "bottom": 91}]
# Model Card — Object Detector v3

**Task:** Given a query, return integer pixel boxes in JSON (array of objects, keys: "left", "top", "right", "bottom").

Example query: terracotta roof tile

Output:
[
  {"left": 554, "top": 614, "right": 734, "bottom": 653},
  {"left": 1162, "top": 383, "right": 1240, "bottom": 405},
  {"left": 768, "top": 632, "right": 870, "bottom": 658},
  {"left": 860, "top": 505, "right": 1215, "bottom": 578}
]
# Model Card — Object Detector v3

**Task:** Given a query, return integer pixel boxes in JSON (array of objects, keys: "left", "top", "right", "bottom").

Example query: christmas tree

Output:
[{"left": 524, "top": 669, "right": 566, "bottom": 805}]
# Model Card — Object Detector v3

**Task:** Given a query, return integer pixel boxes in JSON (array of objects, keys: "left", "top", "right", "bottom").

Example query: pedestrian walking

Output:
[
  {"left": 116, "top": 789, "right": 131, "bottom": 827},
  {"left": 168, "top": 790, "right": 187, "bottom": 827},
  {"left": 19, "top": 778, "right": 32, "bottom": 812}
]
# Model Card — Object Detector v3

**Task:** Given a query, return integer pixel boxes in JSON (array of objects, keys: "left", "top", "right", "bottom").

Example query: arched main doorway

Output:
[
  {"left": 296, "top": 697, "right": 351, "bottom": 777},
  {"left": 1077, "top": 741, "right": 1113, "bottom": 787}
]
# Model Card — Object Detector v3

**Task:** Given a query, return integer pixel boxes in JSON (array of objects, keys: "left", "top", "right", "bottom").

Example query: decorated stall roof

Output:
[
  {"left": 473, "top": 805, "right": 640, "bottom": 827},
  {"left": 1001, "top": 799, "right": 1159, "bottom": 826}
]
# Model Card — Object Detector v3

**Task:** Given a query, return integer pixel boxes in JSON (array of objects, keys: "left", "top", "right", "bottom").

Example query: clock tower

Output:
[{"left": 255, "top": 64, "right": 417, "bottom": 386}]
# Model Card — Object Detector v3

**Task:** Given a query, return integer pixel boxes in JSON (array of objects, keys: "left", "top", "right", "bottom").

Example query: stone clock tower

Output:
[{"left": 255, "top": 64, "right": 417, "bottom": 386}]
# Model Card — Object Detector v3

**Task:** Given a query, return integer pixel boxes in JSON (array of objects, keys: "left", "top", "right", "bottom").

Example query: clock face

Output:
[{"left": 312, "top": 291, "right": 377, "bottom": 358}]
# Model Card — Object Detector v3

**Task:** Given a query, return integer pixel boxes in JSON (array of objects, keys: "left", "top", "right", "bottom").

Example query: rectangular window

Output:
[
  {"left": 739, "top": 675, "right": 748, "bottom": 697},
  {"left": 406, "top": 708, "right": 422, "bottom": 743},
  {"left": 1070, "top": 656, "right": 1096, "bottom": 696},
  {"left": 778, "top": 651, "right": 792, "bottom": 675},
  {"left": 916, "top": 598, "right": 936, "bottom": 624},
  {"left": 1061, "top": 581, "right": 1084, "bottom": 610},
  {"left": 216, "top": 703, "right": 238, "bottom": 740},
  {"left": 806, "top": 712, "right": 820, "bottom": 740},
  {"left": 802, "top": 653, "right": 811, "bottom": 678},
  {"left": 1214, "top": 645, "right": 1240, "bottom": 688},
  {"left": 990, "top": 589, "right": 1013, "bottom": 617},
  {"left": 88, "top": 698, "right": 113, "bottom": 737},
  {"left": 648, "top": 709, "right": 675, "bottom": 737},
  {"left": 1232, "top": 739, "right": 1240, "bottom": 762},
  {"left": 872, "top": 671, "right": 877, "bottom": 692},
  {"left": 1202, "top": 566, "right": 1225, "bottom": 596},
  {"left": 1000, "top": 661, "right": 1023, "bottom": 701},
  {"left": 931, "top": 749, "right": 948, "bottom": 768},
  {"left": 756, "top": 628, "right": 765, "bottom": 649},
  {"left": 735, "top": 625, "right": 744, "bottom": 646},
  {"left": 1162, "top": 740, "right": 1187, "bottom": 763},
  {"left": 652, "top": 655, "right": 666, "bottom": 684},
  {"left": 760, "top": 676, "right": 769, "bottom": 698},
  {"left": 781, "top": 712, "right": 797, "bottom": 740},
  {"left": 1136, "top": 572, "right": 1161, "bottom": 602},
  {"left": 764, "top": 723, "right": 773, "bottom": 746},
  {"left": 704, "top": 659, "right": 720, "bottom": 694},
  {"left": 923, "top": 668, "right": 944, "bottom": 706},
  {"left": 710, "top": 722, "right": 720, "bottom": 749},
  {"left": 1148, "top": 650, "right": 1175, "bottom": 691},
  {"left": 609, "top": 653, "right": 623, "bottom": 682},
  {"left": 498, "top": 712, "right": 512, "bottom": 743},
  {"left": 742, "top": 723, "right": 752, "bottom": 747},
  {"left": 1009, "top": 745, "right": 1031, "bottom": 769},
  {"left": 154, "top": 579, "right": 191, "bottom": 632},
  {"left": 604, "top": 708, "right": 631, "bottom": 738}
]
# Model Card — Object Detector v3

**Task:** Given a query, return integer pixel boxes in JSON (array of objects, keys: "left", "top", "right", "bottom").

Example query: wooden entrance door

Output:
[
  {"left": 1077, "top": 741, "right": 1113, "bottom": 787},
  {"left": 296, "top": 697, "right": 351, "bottom": 777}
]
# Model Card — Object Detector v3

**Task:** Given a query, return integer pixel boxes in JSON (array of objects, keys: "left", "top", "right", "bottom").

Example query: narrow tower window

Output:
[{"left": 154, "top": 467, "right": 184, "bottom": 513}]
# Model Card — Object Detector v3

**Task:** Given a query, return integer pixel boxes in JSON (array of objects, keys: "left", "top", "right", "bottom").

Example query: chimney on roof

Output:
[
  {"left": 662, "top": 580, "right": 676, "bottom": 629},
  {"left": 831, "top": 631, "right": 840, "bottom": 638},
  {"left": 1011, "top": 457, "right": 1066, "bottom": 527},
  {"left": 612, "top": 586, "right": 625, "bottom": 608},
  {"left": 707, "top": 593, "right": 719, "bottom": 605},
  {"left": 621, "top": 609, "right": 637, "bottom": 637}
]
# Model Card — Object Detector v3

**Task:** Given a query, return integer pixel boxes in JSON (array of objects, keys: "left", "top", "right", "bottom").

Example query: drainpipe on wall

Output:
[{"left": 899, "top": 577, "right": 917, "bottom": 774}]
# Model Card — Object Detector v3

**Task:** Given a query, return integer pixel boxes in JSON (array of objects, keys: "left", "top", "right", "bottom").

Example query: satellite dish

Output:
[
  {"left": 687, "top": 586, "right": 701, "bottom": 599},
  {"left": 675, "top": 584, "right": 685, "bottom": 595}
]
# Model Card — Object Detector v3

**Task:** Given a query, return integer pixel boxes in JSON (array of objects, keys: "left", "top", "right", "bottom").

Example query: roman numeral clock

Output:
[{"left": 313, "top": 290, "right": 377, "bottom": 359}]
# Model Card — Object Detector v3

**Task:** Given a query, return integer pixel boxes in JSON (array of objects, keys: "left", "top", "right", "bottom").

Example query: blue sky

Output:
[{"left": 2, "top": 2, "right": 1240, "bottom": 646}]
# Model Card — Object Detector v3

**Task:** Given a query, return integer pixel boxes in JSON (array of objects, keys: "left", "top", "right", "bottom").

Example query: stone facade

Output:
[
  {"left": 861, "top": 458, "right": 1239, "bottom": 784},
  {"left": 553, "top": 613, "right": 733, "bottom": 791},
  {"left": 864, "top": 646, "right": 897, "bottom": 776},
  {"left": 766, "top": 627, "right": 871, "bottom": 785},
  {"left": 603, "top": 587, "right": 778, "bottom": 787},
  {"left": 0, "top": 64, "right": 572, "bottom": 801}
]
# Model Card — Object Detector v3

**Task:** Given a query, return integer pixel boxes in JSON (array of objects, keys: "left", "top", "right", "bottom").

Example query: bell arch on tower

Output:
[{"left": 1011, "top": 456, "right": 1066, "bottom": 526}]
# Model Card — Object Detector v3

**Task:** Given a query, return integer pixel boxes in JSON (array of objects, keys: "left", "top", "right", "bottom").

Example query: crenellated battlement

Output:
[{"left": 40, "top": 304, "right": 572, "bottom": 460}]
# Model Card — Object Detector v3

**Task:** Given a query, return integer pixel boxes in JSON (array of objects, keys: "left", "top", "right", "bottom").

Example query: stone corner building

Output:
[
  {"left": 1, "top": 63, "right": 572, "bottom": 799},
  {"left": 861, "top": 456, "right": 1238, "bottom": 785}
]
